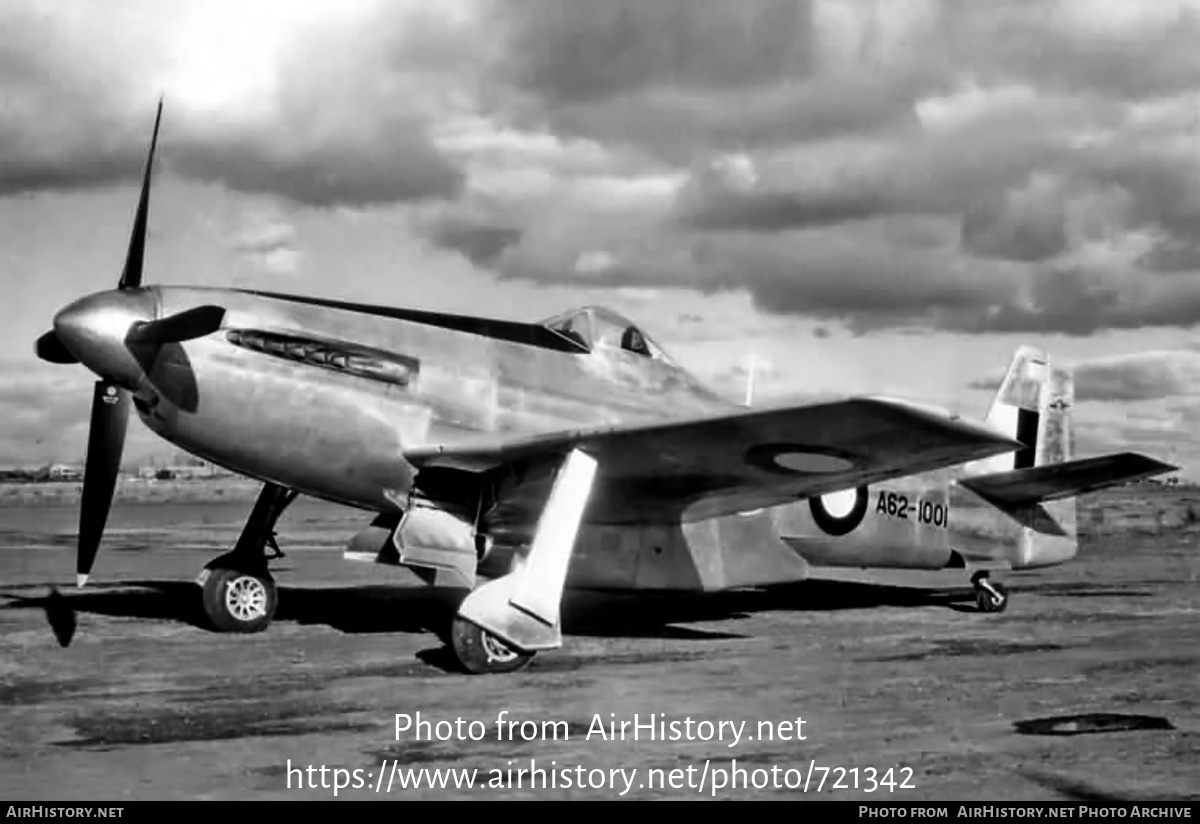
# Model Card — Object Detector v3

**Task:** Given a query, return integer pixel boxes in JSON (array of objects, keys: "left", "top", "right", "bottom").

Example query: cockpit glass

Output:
[
  {"left": 546, "top": 310, "right": 591, "bottom": 349},
  {"left": 541, "top": 306, "right": 677, "bottom": 366}
]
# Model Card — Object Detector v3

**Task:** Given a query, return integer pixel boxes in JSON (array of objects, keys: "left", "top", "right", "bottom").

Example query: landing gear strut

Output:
[
  {"left": 197, "top": 483, "right": 298, "bottom": 633},
  {"left": 971, "top": 570, "right": 1009, "bottom": 614},
  {"left": 450, "top": 448, "right": 598, "bottom": 675}
]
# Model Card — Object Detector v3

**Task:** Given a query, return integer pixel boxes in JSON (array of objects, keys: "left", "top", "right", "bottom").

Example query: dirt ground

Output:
[{"left": 1, "top": 489, "right": 1197, "bottom": 801}]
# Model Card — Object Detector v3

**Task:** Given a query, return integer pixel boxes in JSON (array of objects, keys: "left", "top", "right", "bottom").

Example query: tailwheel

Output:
[
  {"left": 450, "top": 616, "right": 535, "bottom": 675},
  {"left": 199, "top": 567, "right": 278, "bottom": 633},
  {"left": 971, "top": 572, "right": 1009, "bottom": 614}
]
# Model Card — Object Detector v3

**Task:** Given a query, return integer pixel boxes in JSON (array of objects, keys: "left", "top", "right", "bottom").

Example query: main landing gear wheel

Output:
[
  {"left": 450, "top": 616, "right": 535, "bottom": 675},
  {"left": 196, "top": 483, "right": 295, "bottom": 634},
  {"left": 199, "top": 567, "right": 278, "bottom": 633},
  {"left": 971, "top": 572, "right": 1009, "bottom": 614}
]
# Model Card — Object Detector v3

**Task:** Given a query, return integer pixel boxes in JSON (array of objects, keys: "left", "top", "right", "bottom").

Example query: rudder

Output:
[
  {"left": 1026, "top": 362, "right": 1078, "bottom": 566},
  {"left": 1037, "top": 363, "right": 1075, "bottom": 468}
]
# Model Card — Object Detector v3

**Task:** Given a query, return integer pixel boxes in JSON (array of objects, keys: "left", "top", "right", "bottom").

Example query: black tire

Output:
[
  {"left": 975, "top": 581, "right": 1009, "bottom": 614},
  {"left": 200, "top": 567, "right": 277, "bottom": 633},
  {"left": 450, "top": 616, "right": 535, "bottom": 675}
]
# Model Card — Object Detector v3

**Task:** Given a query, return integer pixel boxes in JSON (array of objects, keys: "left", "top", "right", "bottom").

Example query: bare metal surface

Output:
[{"left": 40, "top": 277, "right": 1033, "bottom": 597}]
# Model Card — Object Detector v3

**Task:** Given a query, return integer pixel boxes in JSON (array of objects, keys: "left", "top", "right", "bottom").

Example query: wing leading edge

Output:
[{"left": 412, "top": 396, "right": 1024, "bottom": 521}]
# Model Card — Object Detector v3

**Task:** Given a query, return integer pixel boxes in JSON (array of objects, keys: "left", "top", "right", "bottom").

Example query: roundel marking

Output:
[
  {"left": 820, "top": 488, "right": 859, "bottom": 518},
  {"left": 809, "top": 486, "right": 869, "bottom": 536},
  {"left": 773, "top": 452, "right": 854, "bottom": 473},
  {"left": 744, "top": 443, "right": 858, "bottom": 476}
]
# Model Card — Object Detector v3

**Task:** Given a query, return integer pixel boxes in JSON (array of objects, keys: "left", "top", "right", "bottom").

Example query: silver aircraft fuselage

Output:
[{"left": 53, "top": 285, "right": 734, "bottom": 514}]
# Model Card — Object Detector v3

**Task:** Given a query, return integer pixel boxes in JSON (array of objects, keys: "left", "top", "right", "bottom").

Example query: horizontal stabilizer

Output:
[{"left": 958, "top": 452, "right": 1177, "bottom": 508}]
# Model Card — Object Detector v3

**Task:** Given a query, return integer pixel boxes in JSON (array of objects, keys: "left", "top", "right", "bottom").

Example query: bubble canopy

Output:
[{"left": 539, "top": 305, "right": 679, "bottom": 366}]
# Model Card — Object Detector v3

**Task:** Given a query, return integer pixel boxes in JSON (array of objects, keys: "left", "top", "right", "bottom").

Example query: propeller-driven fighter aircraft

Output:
[{"left": 34, "top": 103, "right": 1176, "bottom": 674}]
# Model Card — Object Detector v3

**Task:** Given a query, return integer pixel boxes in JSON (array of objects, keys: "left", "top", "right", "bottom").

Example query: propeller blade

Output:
[
  {"left": 118, "top": 97, "right": 164, "bottom": 291},
  {"left": 35, "top": 331, "right": 78, "bottom": 364},
  {"left": 77, "top": 381, "right": 130, "bottom": 587},
  {"left": 125, "top": 305, "right": 226, "bottom": 345}
]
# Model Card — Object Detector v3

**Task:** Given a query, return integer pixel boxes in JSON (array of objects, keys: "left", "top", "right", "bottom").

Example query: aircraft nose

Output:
[{"left": 53, "top": 289, "right": 156, "bottom": 388}]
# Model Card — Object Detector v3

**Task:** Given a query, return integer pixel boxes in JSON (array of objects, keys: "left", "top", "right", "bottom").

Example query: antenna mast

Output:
[{"left": 744, "top": 354, "right": 756, "bottom": 407}]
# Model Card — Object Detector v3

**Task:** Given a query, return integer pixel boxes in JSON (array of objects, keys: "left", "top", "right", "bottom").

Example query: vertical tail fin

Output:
[
  {"left": 981, "top": 345, "right": 1075, "bottom": 470},
  {"left": 981, "top": 346, "right": 1053, "bottom": 472},
  {"left": 967, "top": 346, "right": 1078, "bottom": 568}
]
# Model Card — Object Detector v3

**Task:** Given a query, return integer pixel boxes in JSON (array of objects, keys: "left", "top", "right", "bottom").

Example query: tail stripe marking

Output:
[{"left": 1014, "top": 408, "right": 1040, "bottom": 470}]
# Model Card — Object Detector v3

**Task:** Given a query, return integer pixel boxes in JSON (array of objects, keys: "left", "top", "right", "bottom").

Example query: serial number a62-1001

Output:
[{"left": 875, "top": 491, "right": 948, "bottom": 528}]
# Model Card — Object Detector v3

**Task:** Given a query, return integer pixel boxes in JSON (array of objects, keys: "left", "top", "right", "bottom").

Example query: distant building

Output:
[
  {"left": 48, "top": 463, "right": 83, "bottom": 481},
  {"left": 169, "top": 457, "right": 223, "bottom": 478},
  {"left": 136, "top": 454, "right": 228, "bottom": 480}
]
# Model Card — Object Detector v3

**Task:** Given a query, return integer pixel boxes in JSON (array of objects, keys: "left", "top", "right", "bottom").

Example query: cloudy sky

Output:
[{"left": 4, "top": 0, "right": 1200, "bottom": 477}]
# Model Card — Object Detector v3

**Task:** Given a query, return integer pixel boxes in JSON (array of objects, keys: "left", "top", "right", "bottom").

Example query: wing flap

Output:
[{"left": 958, "top": 453, "right": 1177, "bottom": 507}]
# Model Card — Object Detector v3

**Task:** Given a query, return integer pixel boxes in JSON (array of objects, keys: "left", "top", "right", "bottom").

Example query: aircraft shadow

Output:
[
  {"left": 0, "top": 576, "right": 979, "bottom": 650},
  {"left": 561, "top": 578, "right": 981, "bottom": 633}
]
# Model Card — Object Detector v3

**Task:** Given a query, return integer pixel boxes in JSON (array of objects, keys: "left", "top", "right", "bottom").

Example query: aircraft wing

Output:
[
  {"left": 413, "top": 396, "right": 1023, "bottom": 521},
  {"left": 957, "top": 452, "right": 1178, "bottom": 508}
]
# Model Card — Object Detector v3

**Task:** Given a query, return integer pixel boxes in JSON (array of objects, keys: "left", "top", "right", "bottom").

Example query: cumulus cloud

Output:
[
  {"left": 1072, "top": 351, "right": 1200, "bottom": 401},
  {"left": 411, "top": 195, "right": 524, "bottom": 267},
  {"left": 1136, "top": 239, "right": 1200, "bottom": 273},
  {"left": 444, "top": 1, "right": 1200, "bottom": 336},
  {"left": 230, "top": 204, "right": 303, "bottom": 276},
  {"left": 969, "top": 349, "right": 1200, "bottom": 403},
  {"left": 482, "top": 0, "right": 939, "bottom": 158},
  {"left": 0, "top": 362, "right": 160, "bottom": 466},
  {"left": 0, "top": 0, "right": 468, "bottom": 206},
  {"left": 14, "top": 0, "right": 1200, "bottom": 337},
  {"left": 960, "top": 174, "right": 1071, "bottom": 262}
]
